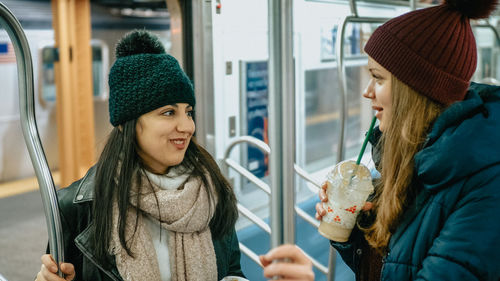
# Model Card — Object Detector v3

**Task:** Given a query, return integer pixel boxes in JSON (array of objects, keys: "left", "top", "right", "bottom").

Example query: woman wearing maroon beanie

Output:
[{"left": 261, "top": 0, "right": 500, "bottom": 280}]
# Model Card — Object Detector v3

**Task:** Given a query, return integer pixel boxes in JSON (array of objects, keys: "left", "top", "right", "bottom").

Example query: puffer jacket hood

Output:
[{"left": 415, "top": 82, "right": 500, "bottom": 191}]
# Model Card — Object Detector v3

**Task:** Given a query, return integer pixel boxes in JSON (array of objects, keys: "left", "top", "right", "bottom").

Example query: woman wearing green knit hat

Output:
[
  {"left": 262, "top": 0, "right": 500, "bottom": 280},
  {"left": 36, "top": 30, "right": 245, "bottom": 281}
]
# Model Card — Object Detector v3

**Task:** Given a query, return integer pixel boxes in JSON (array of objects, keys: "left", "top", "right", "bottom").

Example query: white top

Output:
[{"left": 144, "top": 168, "right": 190, "bottom": 281}]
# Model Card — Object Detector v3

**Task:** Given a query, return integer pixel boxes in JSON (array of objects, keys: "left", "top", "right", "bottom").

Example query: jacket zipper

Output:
[{"left": 380, "top": 252, "right": 389, "bottom": 281}]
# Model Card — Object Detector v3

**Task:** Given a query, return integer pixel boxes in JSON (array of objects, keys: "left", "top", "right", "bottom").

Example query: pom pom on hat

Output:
[
  {"left": 445, "top": 0, "right": 498, "bottom": 19},
  {"left": 115, "top": 30, "right": 165, "bottom": 58}
]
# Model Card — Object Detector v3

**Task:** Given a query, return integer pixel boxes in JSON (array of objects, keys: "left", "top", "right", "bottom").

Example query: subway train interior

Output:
[{"left": 0, "top": 0, "right": 499, "bottom": 280}]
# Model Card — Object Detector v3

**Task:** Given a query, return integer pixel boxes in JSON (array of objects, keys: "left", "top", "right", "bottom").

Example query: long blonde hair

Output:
[{"left": 363, "top": 76, "right": 444, "bottom": 252}]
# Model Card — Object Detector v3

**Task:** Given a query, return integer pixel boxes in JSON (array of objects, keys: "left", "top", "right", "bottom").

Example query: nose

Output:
[
  {"left": 363, "top": 79, "right": 375, "bottom": 99},
  {"left": 176, "top": 113, "right": 195, "bottom": 134}
]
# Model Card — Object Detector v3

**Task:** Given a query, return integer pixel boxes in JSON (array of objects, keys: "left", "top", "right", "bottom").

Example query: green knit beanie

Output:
[{"left": 108, "top": 30, "right": 195, "bottom": 126}]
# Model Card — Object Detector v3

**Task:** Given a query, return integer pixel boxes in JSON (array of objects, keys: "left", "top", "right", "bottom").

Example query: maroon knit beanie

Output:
[{"left": 364, "top": 0, "right": 498, "bottom": 105}]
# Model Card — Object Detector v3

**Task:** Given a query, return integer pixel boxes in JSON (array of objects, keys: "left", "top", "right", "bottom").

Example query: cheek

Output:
[{"left": 381, "top": 86, "right": 392, "bottom": 106}]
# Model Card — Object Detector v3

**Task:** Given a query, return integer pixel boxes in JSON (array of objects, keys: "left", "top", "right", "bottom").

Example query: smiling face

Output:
[
  {"left": 135, "top": 103, "right": 195, "bottom": 174},
  {"left": 363, "top": 57, "right": 393, "bottom": 132}
]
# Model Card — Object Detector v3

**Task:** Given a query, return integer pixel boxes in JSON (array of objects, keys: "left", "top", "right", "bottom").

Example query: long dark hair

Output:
[{"left": 91, "top": 119, "right": 238, "bottom": 266}]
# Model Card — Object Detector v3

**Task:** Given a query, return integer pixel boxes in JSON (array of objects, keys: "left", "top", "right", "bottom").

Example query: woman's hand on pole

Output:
[
  {"left": 259, "top": 244, "right": 314, "bottom": 281},
  {"left": 36, "top": 254, "right": 75, "bottom": 281}
]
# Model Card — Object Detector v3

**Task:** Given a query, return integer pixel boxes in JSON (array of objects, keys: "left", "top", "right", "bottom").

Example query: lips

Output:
[
  {"left": 372, "top": 106, "right": 383, "bottom": 119},
  {"left": 170, "top": 138, "right": 188, "bottom": 149}
]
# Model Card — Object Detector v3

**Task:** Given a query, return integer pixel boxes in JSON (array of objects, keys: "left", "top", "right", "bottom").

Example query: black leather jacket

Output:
[{"left": 51, "top": 166, "right": 245, "bottom": 281}]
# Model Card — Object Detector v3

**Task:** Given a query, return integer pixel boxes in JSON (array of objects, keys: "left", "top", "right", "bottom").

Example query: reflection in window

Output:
[{"left": 303, "top": 65, "right": 369, "bottom": 170}]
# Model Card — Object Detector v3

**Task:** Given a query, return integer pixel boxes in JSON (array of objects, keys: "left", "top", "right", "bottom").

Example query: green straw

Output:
[{"left": 356, "top": 116, "right": 377, "bottom": 165}]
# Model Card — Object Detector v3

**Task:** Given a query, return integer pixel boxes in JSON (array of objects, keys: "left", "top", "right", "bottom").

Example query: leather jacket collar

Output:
[{"left": 70, "top": 166, "right": 123, "bottom": 281}]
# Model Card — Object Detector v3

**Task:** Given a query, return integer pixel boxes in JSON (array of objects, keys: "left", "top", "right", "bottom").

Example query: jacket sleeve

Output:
[
  {"left": 416, "top": 168, "right": 500, "bottom": 281},
  {"left": 227, "top": 229, "right": 245, "bottom": 278},
  {"left": 329, "top": 226, "right": 366, "bottom": 274}
]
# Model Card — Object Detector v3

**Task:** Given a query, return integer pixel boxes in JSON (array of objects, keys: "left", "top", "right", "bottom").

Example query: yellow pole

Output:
[{"left": 51, "top": 0, "right": 95, "bottom": 187}]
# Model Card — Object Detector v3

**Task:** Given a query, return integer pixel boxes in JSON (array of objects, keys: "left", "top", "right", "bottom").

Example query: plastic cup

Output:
[{"left": 318, "top": 160, "right": 374, "bottom": 242}]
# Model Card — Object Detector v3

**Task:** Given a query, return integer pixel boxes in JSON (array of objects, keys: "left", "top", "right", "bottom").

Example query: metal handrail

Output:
[
  {"left": 294, "top": 163, "right": 321, "bottom": 193},
  {"left": 0, "top": 2, "right": 64, "bottom": 276},
  {"left": 223, "top": 136, "right": 271, "bottom": 159},
  {"left": 295, "top": 206, "right": 320, "bottom": 229},
  {"left": 225, "top": 158, "right": 271, "bottom": 194},
  {"left": 239, "top": 243, "right": 263, "bottom": 267},
  {"left": 237, "top": 203, "right": 271, "bottom": 234},
  {"left": 223, "top": 136, "right": 332, "bottom": 278},
  {"left": 349, "top": 0, "right": 419, "bottom": 16}
]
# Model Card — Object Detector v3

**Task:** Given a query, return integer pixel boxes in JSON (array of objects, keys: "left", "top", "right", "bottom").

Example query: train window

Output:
[
  {"left": 295, "top": 21, "right": 381, "bottom": 180},
  {"left": 37, "top": 39, "right": 109, "bottom": 106},
  {"left": 473, "top": 25, "right": 500, "bottom": 85},
  {"left": 239, "top": 60, "right": 269, "bottom": 181}
]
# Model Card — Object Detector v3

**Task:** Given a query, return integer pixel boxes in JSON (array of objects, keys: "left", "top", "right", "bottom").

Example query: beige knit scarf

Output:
[{"left": 110, "top": 168, "right": 217, "bottom": 281}]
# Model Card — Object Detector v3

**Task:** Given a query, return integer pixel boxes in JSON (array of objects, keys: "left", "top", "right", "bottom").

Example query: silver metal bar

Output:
[
  {"left": 239, "top": 243, "right": 263, "bottom": 267},
  {"left": 295, "top": 206, "right": 320, "bottom": 229},
  {"left": 409, "top": 0, "right": 417, "bottom": 10},
  {"left": 0, "top": 2, "right": 64, "bottom": 275},
  {"left": 349, "top": 0, "right": 358, "bottom": 17},
  {"left": 223, "top": 136, "right": 271, "bottom": 160},
  {"left": 225, "top": 159, "right": 271, "bottom": 195},
  {"left": 294, "top": 164, "right": 321, "bottom": 190},
  {"left": 237, "top": 203, "right": 272, "bottom": 234},
  {"left": 268, "top": 0, "right": 296, "bottom": 249},
  {"left": 335, "top": 15, "right": 350, "bottom": 166},
  {"left": 165, "top": 0, "right": 183, "bottom": 65},
  {"left": 191, "top": 0, "right": 216, "bottom": 155},
  {"left": 268, "top": 0, "right": 282, "bottom": 248},
  {"left": 343, "top": 16, "right": 391, "bottom": 23},
  {"left": 303, "top": 249, "right": 329, "bottom": 275}
]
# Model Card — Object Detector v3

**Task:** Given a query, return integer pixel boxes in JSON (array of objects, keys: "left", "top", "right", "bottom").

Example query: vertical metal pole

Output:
[
  {"left": 165, "top": 0, "right": 184, "bottom": 66},
  {"left": 410, "top": 0, "right": 417, "bottom": 11},
  {"left": 0, "top": 2, "right": 64, "bottom": 276},
  {"left": 268, "top": 0, "right": 296, "bottom": 248},
  {"left": 191, "top": 0, "right": 216, "bottom": 155},
  {"left": 349, "top": 0, "right": 358, "bottom": 17},
  {"left": 335, "top": 16, "right": 349, "bottom": 167}
]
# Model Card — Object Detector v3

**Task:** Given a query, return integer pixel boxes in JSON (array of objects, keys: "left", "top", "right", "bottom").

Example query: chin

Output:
[{"left": 379, "top": 123, "right": 385, "bottom": 132}]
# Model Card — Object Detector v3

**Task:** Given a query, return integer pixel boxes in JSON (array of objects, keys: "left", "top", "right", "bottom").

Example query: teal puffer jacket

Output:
[{"left": 332, "top": 82, "right": 500, "bottom": 281}]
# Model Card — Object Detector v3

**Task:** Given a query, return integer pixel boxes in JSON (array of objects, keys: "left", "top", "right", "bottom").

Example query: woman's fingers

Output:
[
  {"left": 259, "top": 254, "right": 272, "bottom": 267},
  {"left": 320, "top": 183, "right": 328, "bottom": 202},
  {"left": 315, "top": 183, "right": 328, "bottom": 220},
  {"left": 38, "top": 255, "right": 75, "bottom": 281},
  {"left": 362, "top": 202, "right": 373, "bottom": 211},
  {"left": 261, "top": 245, "right": 314, "bottom": 281},
  {"left": 60, "top": 263, "right": 76, "bottom": 281},
  {"left": 263, "top": 244, "right": 310, "bottom": 265},
  {"left": 263, "top": 262, "right": 314, "bottom": 280},
  {"left": 315, "top": 202, "right": 326, "bottom": 220},
  {"left": 41, "top": 254, "right": 58, "bottom": 273}
]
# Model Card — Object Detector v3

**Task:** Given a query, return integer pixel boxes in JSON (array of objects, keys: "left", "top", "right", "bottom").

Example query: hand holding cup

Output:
[{"left": 315, "top": 182, "right": 372, "bottom": 221}]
